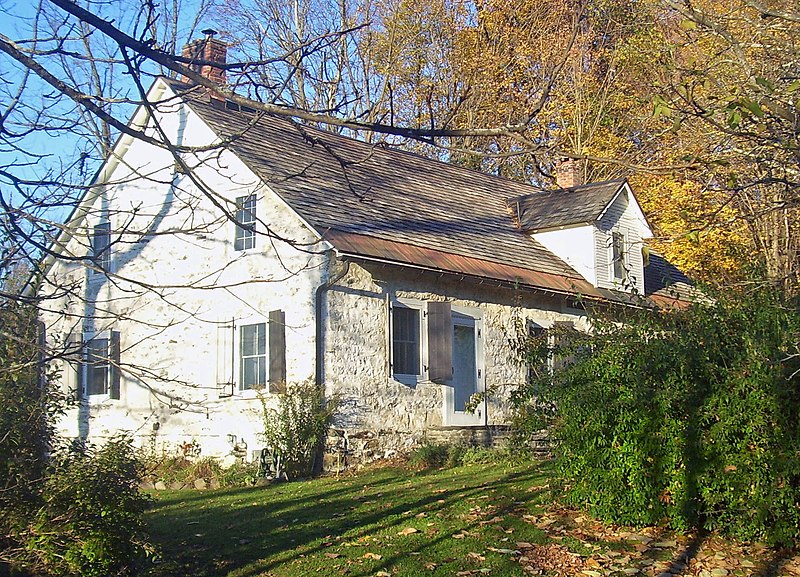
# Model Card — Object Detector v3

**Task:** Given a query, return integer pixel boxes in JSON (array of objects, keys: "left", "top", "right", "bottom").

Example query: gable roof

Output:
[
  {"left": 507, "top": 180, "right": 628, "bottom": 233},
  {"left": 167, "top": 82, "right": 585, "bottom": 279}
]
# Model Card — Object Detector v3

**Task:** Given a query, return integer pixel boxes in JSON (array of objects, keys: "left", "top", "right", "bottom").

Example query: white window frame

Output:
[
  {"left": 234, "top": 194, "right": 257, "bottom": 251},
  {"left": 238, "top": 319, "right": 268, "bottom": 392},
  {"left": 389, "top": 298, "right": 427, "bottom": 386},
  {"left": 83, "top": 330, "right": 112, "bottom": 401}
]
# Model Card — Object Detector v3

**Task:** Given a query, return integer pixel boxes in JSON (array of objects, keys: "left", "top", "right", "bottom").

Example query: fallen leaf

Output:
[
  {"left": 376, "top": 572, "right": 391, "bottom": 577},
  {"left": 397, "top": 527, "right": 419, "bottom": 536},
  {"left": 424, "top": 562, "right": 438, "bottom": 570},
  {"left": 362, "top": 553, "right": 383, "bottom": 560},
  {"left": 467, "top": 552, "right": 486, "bottom": 562},
  {"left": 324, "top": 553, "right": 342, "bottom": 559}
]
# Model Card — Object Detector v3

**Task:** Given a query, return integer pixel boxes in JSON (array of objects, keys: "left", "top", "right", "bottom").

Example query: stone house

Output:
[{"left": 37, "top": 40, "right": 691, "bottom": 466}]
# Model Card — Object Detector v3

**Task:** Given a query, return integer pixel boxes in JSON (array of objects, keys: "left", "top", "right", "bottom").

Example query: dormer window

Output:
[{"left": 612, "top": 231, "right": 625, "bottom": 280}]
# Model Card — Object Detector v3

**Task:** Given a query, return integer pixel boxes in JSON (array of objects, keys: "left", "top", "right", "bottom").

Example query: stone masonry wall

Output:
[{"left": 322, "top": 261, "right": 588, "bottom": 469}]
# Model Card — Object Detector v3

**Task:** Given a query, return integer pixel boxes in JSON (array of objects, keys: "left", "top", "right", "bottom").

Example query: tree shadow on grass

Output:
[{"left": 144, "top": 465, "right": 544, "bottom": 577}]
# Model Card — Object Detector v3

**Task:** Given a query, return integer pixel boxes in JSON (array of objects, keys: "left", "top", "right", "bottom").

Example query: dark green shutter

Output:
[
  {"left": 109, "top": 331, "right": 121, "bottom": 400},
  {"left": 269, "top": 310, "right": 286, "bottom": 393},
  {"left": 67, "top": 333, "right": 84, "bottom": 401},
  {"left": 427, "top": 301, "right": 452, "bottom": 383}
]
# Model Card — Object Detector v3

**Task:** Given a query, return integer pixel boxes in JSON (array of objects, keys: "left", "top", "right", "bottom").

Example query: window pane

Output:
[
  {"left": 87, "top": 338, "right": 109, "bottom": 395},
  {"left": 240, "top": 323, "right": 266, "bottom": 390},
  {"left": 612, "top": 232, "right": 625, "bottom": 279},
  {"left": 392, "top": 307, "right": 419, "bottom": 375}
]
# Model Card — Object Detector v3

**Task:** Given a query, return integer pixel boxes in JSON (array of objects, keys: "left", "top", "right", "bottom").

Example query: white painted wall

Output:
[
  {"left": 532, "top": 225, "right": 597, "bottom": 286},
  {"left": 40, "top": 81, "right": 326, "bottom": 463}
]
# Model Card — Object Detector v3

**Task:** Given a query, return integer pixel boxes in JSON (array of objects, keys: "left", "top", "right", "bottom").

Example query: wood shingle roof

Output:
[{"left": 167, "top": 81, "right": 689, "bottom": 301}]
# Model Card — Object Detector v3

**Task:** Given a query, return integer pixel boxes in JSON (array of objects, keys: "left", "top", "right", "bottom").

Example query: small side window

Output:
[
  {"left": 240, "top": 322, "right": 266, "bottom": 390},
  {"left": 612, "top": 231, "right": 625, "bottom": 280},
  {"left": 234, "top": 194, "right": 256, "bottom": 251}
]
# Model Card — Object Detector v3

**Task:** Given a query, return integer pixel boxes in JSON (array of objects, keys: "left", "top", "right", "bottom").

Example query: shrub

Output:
[
  {"left": 514, "top": 287, "right": 800, "bottom": 545},
  {"left": 261, "top": 382, "right": 337, "bottom": 479},
  {"left": 407, "top": 443, "right": 450, "bottom": 469},
  {"left": 0, "top": 302, "right": 153, "bottom": 576},
  {"left": 27, "top": 437, "right": 153, "bottom": 577}
]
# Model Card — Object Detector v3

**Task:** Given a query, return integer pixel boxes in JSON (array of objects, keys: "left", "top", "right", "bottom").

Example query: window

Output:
[
  {"left": 391, "top": 305, "right": 421, "bottom": 377},
  {"left": 217, "top": 311, "right": 286, "bottom": 396},
  {"left": 86, "top": 336, "right": 110, "bottom": 395},
  {"left": 526, "top": 322, "right": 549, "bottom": 384},
  {"left": 612, "top": 231, "right": 625, "bottom": 280},
  {"left": 91, "top": 222, "right": 111, "bottom": 273},
  {"left": 234, "top": 194, "right": 256, "bottom": 251},
  {"left": 240, "top": 322, "right": 266, "bottom": 390},
  {"left": 64, "top": 331, "right": 120, "bottom": 400}
]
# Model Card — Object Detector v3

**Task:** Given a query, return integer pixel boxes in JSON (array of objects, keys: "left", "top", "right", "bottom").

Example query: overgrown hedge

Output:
[
  {"left": 515, "top": 287, "right": 800, "bottom": 544},
  {"left": 0, "top": 303, "right": 152, "bottom": 576}
]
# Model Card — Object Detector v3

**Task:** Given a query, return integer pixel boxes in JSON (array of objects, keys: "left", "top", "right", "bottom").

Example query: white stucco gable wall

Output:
[
  {"left": 531, "top": 225, "right": 597, "bottom": 286},
  {"left": 40, "top": 79, "right": 329, "bottom": 459}
]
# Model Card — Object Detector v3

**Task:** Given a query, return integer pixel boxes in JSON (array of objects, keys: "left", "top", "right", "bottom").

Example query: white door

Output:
[{"left": 444, "top": 313, "right": 485, "bottom": 426}]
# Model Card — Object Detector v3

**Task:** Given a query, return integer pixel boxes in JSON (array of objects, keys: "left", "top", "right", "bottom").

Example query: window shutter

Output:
[
  {"left": 269, "top": 310, "right": 286, "bottom": 394},
  {"left": 65, "top": 333, "right": 84, "bottom": 401},
  {"left": 427, "top": 301, "right": 452, "bottom": 383},
  {"left": 552, "top": 321, "right": 576, "bottom": 373},
  {"left": 37, "top": 321, "right": 47, "bottom": 390},
  {"left": 216, "top": 320, "right": 234, "bottom": 397},
  {"left": 109, "top": 331, "right": 121, "bottom": 400}
]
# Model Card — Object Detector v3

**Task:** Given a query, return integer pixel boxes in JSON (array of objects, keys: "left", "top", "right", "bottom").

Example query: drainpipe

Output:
[{"left": 315, "top": 253, "right": 350, "bottom": 388}]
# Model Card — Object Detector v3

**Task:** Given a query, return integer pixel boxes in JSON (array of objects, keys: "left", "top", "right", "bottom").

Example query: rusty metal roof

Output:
[{"left": 323, "top": 228, "right": 605, "bottom": 298}]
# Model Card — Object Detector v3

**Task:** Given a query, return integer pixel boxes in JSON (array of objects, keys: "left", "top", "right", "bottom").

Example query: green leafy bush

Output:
[
  {"left": 261, "top": 382, "right": 337, "bottom": 479},
  {"left": 407, "top": 443, "right": 450, "bottom": 469},
  {"left": 408, "top": 443, "right": 508, "bottom": 469},
  {"left": 29, "top": 437, "right": 153, "bottom": 577},
  {"left": 514, "top": 287, "right": 800, "bottom": 544},
  {"left": 0, "top": 303, "right": 153, "bottom": 575}
]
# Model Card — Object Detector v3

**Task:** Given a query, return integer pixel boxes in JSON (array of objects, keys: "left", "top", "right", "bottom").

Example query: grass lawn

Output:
[
  {"left": 144, "top": 460, "right": 799, "bottom": 577},
  {"left": 144, "top": 460, "right": 560, "bottom": 577}
]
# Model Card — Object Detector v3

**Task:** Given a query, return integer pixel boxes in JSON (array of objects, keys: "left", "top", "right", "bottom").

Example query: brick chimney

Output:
[
  {"left": 556, "top": 158, "right": 584, "bottom": 189},
  {"left": 180, "top": 29, "right": 227, "bottom": 85}
]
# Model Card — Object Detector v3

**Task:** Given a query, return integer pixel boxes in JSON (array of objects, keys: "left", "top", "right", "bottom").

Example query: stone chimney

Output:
[
  {"left": 556, "top": 158, "right": 584, "bottom": 189},
  {"left": 180, "top": 29, "right": 227, "bottom": 85}
]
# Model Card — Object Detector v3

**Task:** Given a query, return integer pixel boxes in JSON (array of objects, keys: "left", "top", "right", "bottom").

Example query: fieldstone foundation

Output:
[{"left": 323, "top": 425, "right": 551, "bottom": 472}]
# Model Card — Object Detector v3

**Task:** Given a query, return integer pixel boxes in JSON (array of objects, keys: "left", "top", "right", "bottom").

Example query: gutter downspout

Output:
[{"left": 315, "top": 252, "right": 350, "bottom": 388}]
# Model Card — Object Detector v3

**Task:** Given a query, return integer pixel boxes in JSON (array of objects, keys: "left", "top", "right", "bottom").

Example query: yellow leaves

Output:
[{"left": 634, "top": 175, "right": 750, "bottom": 286}]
